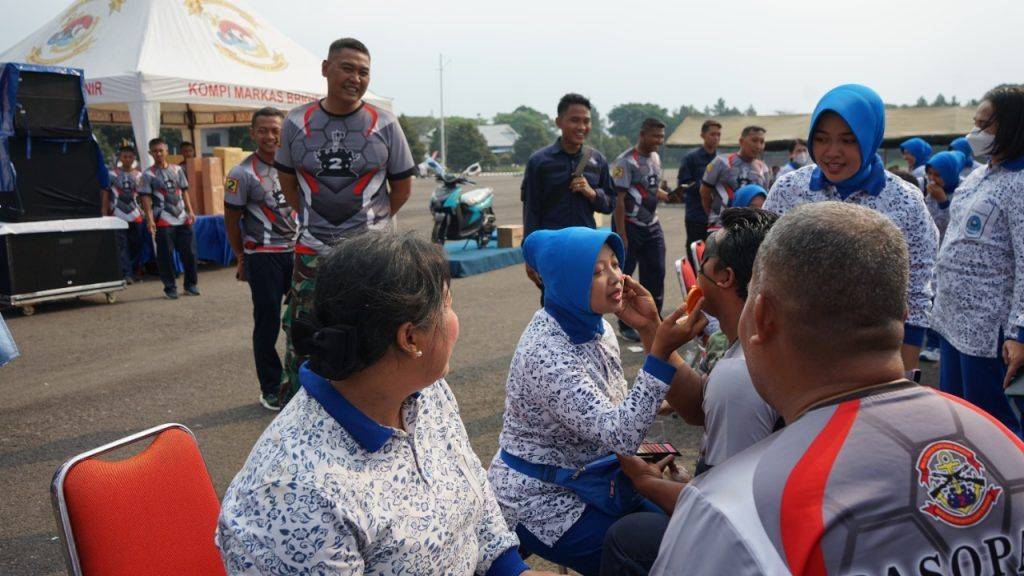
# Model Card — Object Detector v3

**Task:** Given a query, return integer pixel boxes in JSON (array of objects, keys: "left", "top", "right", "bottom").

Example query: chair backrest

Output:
[
  {"left": 51, "top": 423, "right": 226, "bottom": 576},
  {"left": 689, "top": 240, "right": 706, "bottom": 269},
  {"left": 674, "top": 258, "right": 697, "bottom": 297}
]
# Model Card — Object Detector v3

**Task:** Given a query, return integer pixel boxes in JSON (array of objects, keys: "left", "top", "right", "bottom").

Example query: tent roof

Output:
[
  {"left": 0, "top": 0, "right": 391, "bottom": 111},
  {"left": 667, "top": 107, "right": 976, "bottom": 150}
]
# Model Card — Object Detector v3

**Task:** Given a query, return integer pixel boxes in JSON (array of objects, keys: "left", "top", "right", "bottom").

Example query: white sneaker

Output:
[{"left": 919, "top": 348, "right": 941, "bottom": 362}]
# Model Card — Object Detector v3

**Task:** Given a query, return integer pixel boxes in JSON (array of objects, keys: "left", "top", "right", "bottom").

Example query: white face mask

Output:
[
  {"left": 966, "top": 128, "right": 995, "bottom": 157},
  {"left": 794, "top": 151, "right": 810, "bottom": 166}
]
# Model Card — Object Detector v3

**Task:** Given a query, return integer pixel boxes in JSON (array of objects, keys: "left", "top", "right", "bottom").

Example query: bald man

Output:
[{"left": 605, "top": 202, "right": 1024, "bottom": 576}]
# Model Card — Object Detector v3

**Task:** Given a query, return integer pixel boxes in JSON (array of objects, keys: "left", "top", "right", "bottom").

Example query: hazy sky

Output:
[{"left": 1, "top": 0, "right": 1018, "bottom": 120}]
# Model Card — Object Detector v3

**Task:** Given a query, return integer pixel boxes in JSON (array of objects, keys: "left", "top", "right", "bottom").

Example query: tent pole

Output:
[{"left": 186, "top": 104, "right": 199, "bottom": 155}]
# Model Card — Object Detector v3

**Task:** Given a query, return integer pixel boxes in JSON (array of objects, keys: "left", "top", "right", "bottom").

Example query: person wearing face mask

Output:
[
  {"left": 765, "top": 84, "right": 939, "bottom": 374},
  {"left": 775, "top": 139, "right": 810, "bottom": 181},
  {"left": 931, "top": 85, "right": 1024, "bottom": 437},
  {"left": 900, "top": 137, "right": 933, "bottom": 190},
  {"left": 218, "top": 233, "right": 558, "bottom": 576},
  {"left": 224, "top": 107, "right": 297, "bottom": 411},
  {"left": 950, "top": 136, "right": 985, "bottom": 179},
  {"left": 488, "top": 227, "right": 697, "bottom": 575}
]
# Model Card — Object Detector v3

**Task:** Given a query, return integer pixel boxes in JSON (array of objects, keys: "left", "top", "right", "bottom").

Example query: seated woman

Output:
[
  {"left": 218, "top": 232, "right": 555, "bottom": 576},
  {"left": 488, "top": 227, "right": 698, "bottom": 576}
]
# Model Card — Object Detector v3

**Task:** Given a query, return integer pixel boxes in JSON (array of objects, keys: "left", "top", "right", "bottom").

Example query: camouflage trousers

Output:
[{"left": 280, "top": 252, "right": 319, "bottom": 403}]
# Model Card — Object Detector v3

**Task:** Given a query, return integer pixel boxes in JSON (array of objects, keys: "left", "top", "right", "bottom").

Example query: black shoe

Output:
[
  {"left": 184, "top": 285, "right": 200, "bottom": 296},
  {"left": 260, "top": 392, "right": 282, "bottom": 411},
  {"left": 619, "top": 325, "right": 641, "bottom": 342},
  {"left": 164, "top": 288, "right": 179, "bottom": 300}
]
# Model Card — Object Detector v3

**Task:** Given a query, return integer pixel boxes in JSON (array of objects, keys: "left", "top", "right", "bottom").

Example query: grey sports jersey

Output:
[
  {"left": 224, "top": 153, "right": 296, "bottom": 253},
  {"left": 652, "top": 382, "right": 1024, "bottom": 575},
  {"left": 274, "top": 101, "right": 416, "bottom": 253},
  {"left": 107, "top": 167, "right": 143, "bottom": 223},
  {"left": 611, "top": 147, "right": 662, "bottom": 227},
  {"left": 140, "top": 164, "right": 189, "bottom": 227},
  {"left": 702, "top": 153, "right": 771, "bottom": 225},
  {"left": 699, "top": 340, "right": 778, "bottom": 468}
]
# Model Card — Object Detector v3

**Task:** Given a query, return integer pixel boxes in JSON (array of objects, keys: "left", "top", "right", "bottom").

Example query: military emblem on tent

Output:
[
  {"left": 27, "top": 0, "right": 102, "bottom": 65},
  {"left": 316, "top": 130, "right": 360, "bottom": 179},
  {"left": 916, "top": 440, "right": 1002, "bottom": 527},
  {"left": 187, "top": 0, "right": 287, "bottom": 71}
]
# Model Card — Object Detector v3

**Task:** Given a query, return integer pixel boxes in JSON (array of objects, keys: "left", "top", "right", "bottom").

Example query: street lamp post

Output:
[{"left": 438, "top": 54, "right": 451, "bottom": 170}]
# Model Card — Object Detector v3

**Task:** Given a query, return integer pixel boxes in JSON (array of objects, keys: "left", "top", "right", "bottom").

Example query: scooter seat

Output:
[{"left": 460, "top": 188, "right": 493, "bottom": 206}]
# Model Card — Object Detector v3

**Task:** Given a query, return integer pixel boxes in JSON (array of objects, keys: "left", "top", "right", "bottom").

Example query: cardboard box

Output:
[
  {"left": 184, "top": 157, "right": 205, "bottom": 215},
  {"left": 212, "top": 147, "right": 248, "bottom": 173},
  {"left": 201, "top": 157, "right": 225, "bottom": 215},
  {"left": 498, "top": 225, "right": 524, "bottom": 249}
]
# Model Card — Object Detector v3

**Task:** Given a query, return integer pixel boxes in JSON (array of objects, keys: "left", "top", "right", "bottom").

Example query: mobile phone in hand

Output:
[{"left": 636, "top": 442, "right": 681, "bottom": 462}]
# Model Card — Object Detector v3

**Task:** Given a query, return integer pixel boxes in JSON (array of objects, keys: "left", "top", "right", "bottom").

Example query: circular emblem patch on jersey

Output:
[
  {"left": 916, "top": 440, "right": 1002, "bottom": 527},
  {"left": 965, "top": 214, "right": 983, "bottom": 236}
]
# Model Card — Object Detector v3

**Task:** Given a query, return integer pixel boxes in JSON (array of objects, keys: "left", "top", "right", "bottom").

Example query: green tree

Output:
[
  {"left": 494, "top": 106, "right": 555, "bottom": 139},
  {"left": 669, "top": 105, "right": 700, "bottom": 133},
  {"left": 706, "top": 97, "right": 742, "bottom": 117},
  {"left": 744, "top": 104, "right": 758, "bottom": 116},
  {"left": 513, "top": 121, "right": 550, "bottom": 164},
  {"left": 398, "top": 114, "right": 427, "bottom": 162},
  {"left": 430, "top": 118, "right": 494, "bottom": 171},
  {"left": 931, "top": 93, "right": 948, "bottom": 107},
  {"left": 915, "top": 96, "right": 929, "bottom": 107},
  {"left": 607, "top": 103, "right": 671, "bottom": 139}
]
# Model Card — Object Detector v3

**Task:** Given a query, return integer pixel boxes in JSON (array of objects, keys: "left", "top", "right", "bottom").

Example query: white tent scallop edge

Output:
[{"left": 0, "top": 0, "right": 392, "bottom": 169}]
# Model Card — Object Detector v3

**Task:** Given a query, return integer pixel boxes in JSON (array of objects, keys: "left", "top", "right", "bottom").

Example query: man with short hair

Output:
[
  {"left": 521, "top": 93, "right": 616, "bottom": 237},
  {"left": 225, "top": 107, "right": 296, "bottom": 411},
  {"left": 676, "top": 120, "right": 720, "bottom": 268},
  {"left": 775, "top": 138, "right": 809, "bottom": 181},
  {"left": 140, "top": 137, "right": 199, "bottom": 299},
  {"left": 617, "top": 202, "right": 1024, "bottom": 575},
  {"left": 275, "top": 37, "right": 416, "bottom": 401},
  {"left": 103, "top": 145, "right": 145, "bottom": 283},
  {"left": 179, "top": 141, "right": 196, "bottom": 167},
  {"left": 611, "top": 118, "right": 669, "bottom": 341},
  {"left": 699, "top": 125, "right": 770, "bottom": 230}
]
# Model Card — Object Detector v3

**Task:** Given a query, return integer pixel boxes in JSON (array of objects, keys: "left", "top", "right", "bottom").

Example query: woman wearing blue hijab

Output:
[
  {"left": 489, "top": 227, "right": 699, "bottom": 575},
  {"left": 923, "top": 150, "right": 964, "bottom": 236},
  {"left": 764, "top": 84, "right": 939, "bottom": 373},
  {"left": 900, "top": 137, "right": 933, "bottom": 190},
  {"left": 950, "top": 136, "right": 984, "bottom": 178},
  {"left": 731, "top": 184, "right": 767, "bottom": 208}
]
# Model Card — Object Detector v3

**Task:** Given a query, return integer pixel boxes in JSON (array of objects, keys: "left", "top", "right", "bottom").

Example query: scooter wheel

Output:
[{"left": 431, "top": 220, "right": 445, "bottom": 245}]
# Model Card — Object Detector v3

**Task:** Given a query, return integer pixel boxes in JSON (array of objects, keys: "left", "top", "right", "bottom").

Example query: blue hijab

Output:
[
  {"left": 900, "top": 138, "right": 933, "bottom": 169},
  {"left": 949, "top": 137, "right": 976, "bottom": 168},
  {"left": 925, "top": 151, "right": 965, "bottom": 196},
  {"left": 808, "top": 84, "right": 887, "bottom": 199},
  {"left": 732, "top": 184, "right": 767, "bottom": 207},
  {"left": 522, "top": 227, "right": 625, "bottom": 344}
]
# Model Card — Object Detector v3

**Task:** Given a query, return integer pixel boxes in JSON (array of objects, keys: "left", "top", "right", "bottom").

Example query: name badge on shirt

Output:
[{"left": 964, "top": 198, "right": 997, "bottom": 240}]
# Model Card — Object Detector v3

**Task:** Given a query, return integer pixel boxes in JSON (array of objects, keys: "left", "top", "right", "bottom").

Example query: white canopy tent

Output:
[{"left": 0, "top": 0, "right": 392, "bottom": 169}]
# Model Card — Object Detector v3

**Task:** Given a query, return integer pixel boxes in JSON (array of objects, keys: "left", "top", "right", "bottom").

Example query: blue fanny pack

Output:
[{"left": 500, "top": 449, "right": 644, "bottom": 517}]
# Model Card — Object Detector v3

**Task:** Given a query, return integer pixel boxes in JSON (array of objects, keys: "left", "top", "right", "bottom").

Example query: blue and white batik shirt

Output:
[
  {"left": 487, "top": 309, "right": 675, "bottom": 547},
  {"left": 764, "top": 165, "right": 939, "bottom": 336},
  {"left": 932, "top": 159, "right": 1024, "bottom": 357},
  {"left": 217, "top": 364, "right": 527, "bottom": 575}
]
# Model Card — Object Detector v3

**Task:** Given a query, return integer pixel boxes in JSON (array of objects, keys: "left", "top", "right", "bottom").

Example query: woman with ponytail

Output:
[{"left": 218, "top": 232, "right": 556, "bottom": 576}]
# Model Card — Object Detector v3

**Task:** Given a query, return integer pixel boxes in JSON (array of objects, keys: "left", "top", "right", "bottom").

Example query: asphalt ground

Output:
[{"left": 0, "top": 170, "right": 938, "bottom": 575}]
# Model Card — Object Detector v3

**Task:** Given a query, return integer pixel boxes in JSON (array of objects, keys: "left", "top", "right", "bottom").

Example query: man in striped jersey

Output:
[{"left": 225, "top": 107, "right": 297, "bottom": 411}]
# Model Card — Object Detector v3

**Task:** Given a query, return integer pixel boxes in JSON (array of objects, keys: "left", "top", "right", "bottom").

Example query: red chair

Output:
[
  {"left": 674, "top": 257, "right": 697, "bottom": 296},
  {"left": 50, "top": 423, "right": 227, "bottom": 576},
  {"left": 689, "top": 239, "right": 706, "bottom": 270}
]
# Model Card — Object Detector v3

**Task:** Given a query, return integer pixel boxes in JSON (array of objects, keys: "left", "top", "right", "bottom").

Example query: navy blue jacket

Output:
[
  {"left": 677, "top": 146, "right": 716, "bottom": 224},
  {"left": 521, "top": 139, "right": 615, "bottom": 236}
]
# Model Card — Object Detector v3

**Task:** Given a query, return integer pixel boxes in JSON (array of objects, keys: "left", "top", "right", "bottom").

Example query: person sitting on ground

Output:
[
  {"left": 900, "top": 136, "right": 933, "bottom": 190},
  {"left": 487, "top": 227, "right": 699, "bottom": 576},
  {"left": 932, "top": 84, "right": 1024, "bottom": 437},
  {"left": 765, "top": 84, "right": 938, "bottom": 374},
  {"left": 615, "top": 202, "right": 1024, "bottom": 575},
  {"left": 730, "top": 184, "right": 767, "bottom": 208},
  {"left": 598, "top": 207, "right": 779, "bottom": 575},
  {"left": 218, "top": 232, "right": 557, "bottom": 576}
]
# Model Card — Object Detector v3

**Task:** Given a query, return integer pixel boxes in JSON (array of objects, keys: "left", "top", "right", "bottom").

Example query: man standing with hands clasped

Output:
[
  {"left": 225, "top": 107, "right": 297, "bottom": 411},
  {"left": 275, "top": 38, "right": 416, "bottom": 403},
  {"left": 139, "top": 137, "right": 199, "bottom": 300},
  {"left": 611, "top": 118, "right": 670, "bottom": 341}
]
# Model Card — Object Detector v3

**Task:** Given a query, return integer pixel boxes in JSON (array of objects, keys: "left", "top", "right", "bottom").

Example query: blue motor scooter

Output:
[{"left": 427, "top": 161, "right": 497, "bottom": 248}]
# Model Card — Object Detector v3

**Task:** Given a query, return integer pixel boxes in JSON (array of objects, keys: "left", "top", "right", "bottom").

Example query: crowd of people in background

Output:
[{"left": 61, "top": 33, "right": 1024, "bottom": 575}]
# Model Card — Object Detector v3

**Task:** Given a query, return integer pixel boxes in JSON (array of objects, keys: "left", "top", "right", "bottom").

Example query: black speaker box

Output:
[
  {"left": 10, "top": 69, "right": 91, "bottom": 138},
  {"left": 0, "top": 137, "right": 104, "bottom": 222},
  {"left": 0, "top": 228, "right": 120, "bottom": 296}
]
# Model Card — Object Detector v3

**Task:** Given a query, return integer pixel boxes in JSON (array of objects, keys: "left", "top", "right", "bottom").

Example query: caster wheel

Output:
[
  {"left": 106, "top": 293, "right": 117, "bottom": 304},
  {"left": 20, "top": 305, "right": 35, "bottom": 316}
]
